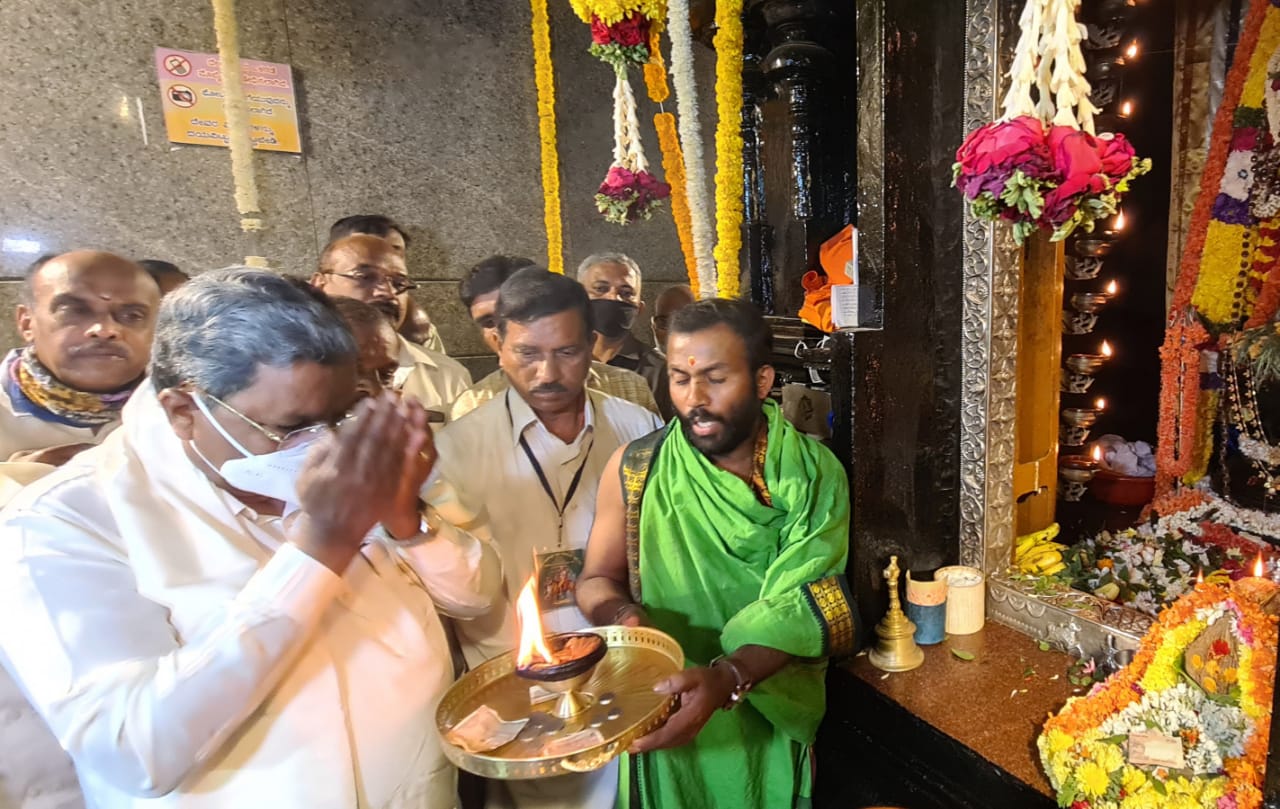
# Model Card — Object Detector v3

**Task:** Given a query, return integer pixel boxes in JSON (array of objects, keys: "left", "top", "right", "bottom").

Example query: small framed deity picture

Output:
[{"left": 534, "top": 549, "right": 585, "bottom": 610}]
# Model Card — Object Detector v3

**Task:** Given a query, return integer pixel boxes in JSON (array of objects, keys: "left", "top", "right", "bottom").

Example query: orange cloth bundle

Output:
[{"left": 798, "top": 225, "right": 856, "bottom": 332}]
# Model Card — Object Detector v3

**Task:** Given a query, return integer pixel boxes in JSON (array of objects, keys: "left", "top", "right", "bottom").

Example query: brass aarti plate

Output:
[{"left": 436, "top": 625, "right": 684, "bottom": 779}]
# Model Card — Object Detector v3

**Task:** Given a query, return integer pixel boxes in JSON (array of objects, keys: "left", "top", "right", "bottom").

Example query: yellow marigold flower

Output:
[
  {"left": 1223, "top": 666, "right": 1238, "bottom": 684},
  {"left": 1203, "top": 675, "right": 1219, "bottom": 692},
  {"left": 1097, "top": 743, "right": 1124, "bottom": 773},
  {"left": 1190, "top": 653, "right": 1204, "bottom": 669},
  {"left": 1078, "top": 761, "right": 1111, "bottom": 798},
  {"left": 1205, "top": 658, "right": 1219, "bottom": 677},
  {"left": 1046, "top": 729, "right": 1074, "bottom": 754},
  {"left": 1120, "top": 792, "right": 1162, "bottom": 809},
  {"left": 1121, "top": 766, "right": 1146, "bottom": 793}
]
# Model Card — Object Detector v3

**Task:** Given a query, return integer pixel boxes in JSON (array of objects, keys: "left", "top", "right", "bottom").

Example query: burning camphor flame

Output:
[
  {"left": 515, "top": 576, "right": 554, "bottom": 667},
  {"left": 1091, "top": 445, "right": 1103, "bottom": 462},
  {"left": 1101, "top": 341, "right": 1114, "bottom": 358},
  {"left": 1253, "top": 552, "right": 1265, "bottom": 579},
  {"left": 1106, "top": 280, "right": 1118, "bottom": 296},
  {"left": 1095, "top": 398, "right": 1107, "bottom": 411}
]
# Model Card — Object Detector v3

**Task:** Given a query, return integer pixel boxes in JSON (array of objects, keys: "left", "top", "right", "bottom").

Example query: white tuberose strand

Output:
[{"left": 667, "top": 0, "right": 717, "bottom": 296}]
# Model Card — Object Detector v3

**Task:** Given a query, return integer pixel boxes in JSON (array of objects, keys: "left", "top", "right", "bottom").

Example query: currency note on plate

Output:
[{"left": 445, "top": 705, "right": 528, "bottom": 754}]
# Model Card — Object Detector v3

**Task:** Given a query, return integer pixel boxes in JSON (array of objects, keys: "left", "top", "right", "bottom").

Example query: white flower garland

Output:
[
  {"left": 1001, "top": 0, "right": 1099, "bottom": 133},
  {"left": 666, "top": 0, "right": 716, "bottom": 296},
  {"left": 611, "top": 70, "right": 649, "bottom": 173}
]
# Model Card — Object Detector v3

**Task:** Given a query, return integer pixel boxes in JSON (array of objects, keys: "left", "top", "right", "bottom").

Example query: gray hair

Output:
[
  {"left": 150, "top": 267, "right": 357, "bottom": 398},
  {"left": 576, "top": 252, "right": 642, "bottom": 283}
]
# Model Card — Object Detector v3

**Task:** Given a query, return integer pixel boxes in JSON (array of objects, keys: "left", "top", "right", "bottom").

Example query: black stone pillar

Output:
[
  {"left": 844, "top": 0, "right": 968, "bottom": 630},
  {"left": 745, "top": 0, "right": 854, "bottom": 316}
]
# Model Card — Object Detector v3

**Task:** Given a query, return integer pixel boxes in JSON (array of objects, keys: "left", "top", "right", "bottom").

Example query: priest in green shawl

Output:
[{"left": 578, "top": 298, "right": 856, "bottom": 809}]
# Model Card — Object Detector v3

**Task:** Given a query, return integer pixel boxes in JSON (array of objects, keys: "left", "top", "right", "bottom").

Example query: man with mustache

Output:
[
  {"left": 2, "top": 250, "right": 159, "bottom": 472},
  {"left": 449, "top": 254, "right": 659, "bottom": 420},
  {"left": 434, "top": 268, "right": 661, "bottom": 809},
  {"left": 311, "top": 234, "right": 470, "bottom": 424},
  {"left": 327, "top": 214, "right": 446, "bottom": 353},
  {"left": 578, "top": 298, "right": 854, "bottom": 809},
  {"left": 0, "top": 249, "right": 160, "bottom": 809},
  {"left": 578, "top": 252, "right": 672, "bottom": 419}
]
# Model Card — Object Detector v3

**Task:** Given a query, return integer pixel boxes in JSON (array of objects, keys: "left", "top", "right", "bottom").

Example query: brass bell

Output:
[{"left": 869, "top": 555, "right": 924, "bottom": 672}]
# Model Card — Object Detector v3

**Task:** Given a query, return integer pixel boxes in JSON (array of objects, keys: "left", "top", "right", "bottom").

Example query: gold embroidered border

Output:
[{"left": 804, "top": 575, "right": 857, "bottom": 658}]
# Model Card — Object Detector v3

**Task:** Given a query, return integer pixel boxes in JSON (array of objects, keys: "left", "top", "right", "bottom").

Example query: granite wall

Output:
[{"left": 0, "top": 0, "right": 711, "bottom": 378}]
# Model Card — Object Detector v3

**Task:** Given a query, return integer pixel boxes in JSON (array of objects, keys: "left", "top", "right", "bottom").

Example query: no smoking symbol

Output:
[
  {"left": 163, "top": 54, "right": 191, "bottom": 77},
  {"left": 168, "top": 85, "right": 196, "bottom": 108}
]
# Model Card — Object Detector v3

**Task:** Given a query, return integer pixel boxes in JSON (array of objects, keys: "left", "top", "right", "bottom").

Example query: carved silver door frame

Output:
[{"left": 959, "top": 0, "right": 1153, "bottom": 660}]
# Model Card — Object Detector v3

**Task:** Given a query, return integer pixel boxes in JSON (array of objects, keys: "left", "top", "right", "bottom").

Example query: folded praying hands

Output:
[{"left": 290, "top": 392, "right": 435, "bottom": 572}]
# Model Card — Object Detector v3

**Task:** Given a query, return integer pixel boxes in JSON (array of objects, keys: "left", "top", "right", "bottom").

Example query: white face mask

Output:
[{"left": 190, "top": 395, "right": 314, "bottom": 511}]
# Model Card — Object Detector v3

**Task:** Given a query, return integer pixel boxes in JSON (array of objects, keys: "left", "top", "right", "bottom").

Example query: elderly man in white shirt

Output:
[
  {"left": 435, "top": 268, "right": 662, "bottom": 809},
  {"left": 0, "top": 268, "right": 502, "bottom": 809},
  {"left": 311, "top": 234, "right": 471, "bottom": 423}
]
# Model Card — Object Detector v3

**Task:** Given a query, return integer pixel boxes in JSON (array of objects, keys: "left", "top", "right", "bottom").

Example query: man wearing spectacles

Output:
[
  {"left": 0, "top": 268, "right": 501, "bottom": 809},
  {"left": 327, "top": 214, "right": 445, "bottom": 353},
  {"left": 311, "top": 234, "right": 471, "bottom": 425}
]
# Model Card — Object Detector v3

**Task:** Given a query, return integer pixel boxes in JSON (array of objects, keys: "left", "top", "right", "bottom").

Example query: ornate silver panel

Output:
[
  {"left": 960, "top": 0, "right": 1150, "bottom": 663},
  {"left": 959, "top": 0, "right": 1020, "bottom": 575}
]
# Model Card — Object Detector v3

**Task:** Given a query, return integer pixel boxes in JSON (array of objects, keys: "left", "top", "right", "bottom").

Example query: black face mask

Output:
[{"left": 590, "top": 298, "right": 640, "bottom": 340}]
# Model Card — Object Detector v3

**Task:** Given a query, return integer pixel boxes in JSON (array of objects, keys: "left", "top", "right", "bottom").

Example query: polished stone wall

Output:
[{"left": 0, "top": 0, "right": 709, "bottom": 374}]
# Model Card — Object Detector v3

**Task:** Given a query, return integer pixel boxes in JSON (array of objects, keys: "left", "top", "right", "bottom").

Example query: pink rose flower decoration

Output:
[
  {"left": 1095, "top": 133, "right": 1137, "bottom": 185},
  {"left": 953, "top": 116, "right": 1053, "bottom": 199}
]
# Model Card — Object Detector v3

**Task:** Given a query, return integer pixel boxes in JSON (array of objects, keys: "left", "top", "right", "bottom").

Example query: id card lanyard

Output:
[{"left": 508, "top": 396, "right": 594, "bottom": 546}]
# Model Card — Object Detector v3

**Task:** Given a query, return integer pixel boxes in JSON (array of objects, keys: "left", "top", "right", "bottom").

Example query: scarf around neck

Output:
[{"left": 4, "top": 346, "right": 137, "bottom": 428}]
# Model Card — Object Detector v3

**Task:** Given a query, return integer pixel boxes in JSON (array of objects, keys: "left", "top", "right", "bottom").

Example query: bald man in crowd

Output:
[
  {"left": 2, "top": 250, "right": 159, "bottom": 475},
  {"left": 0, "top": 249, "right": 160, "bottom": 809},
  {"left": 311, "top": 234, "right": 471, "bottom": 424},
  {"left": 651, "top": 283, "right": 695, "bottom": 351}
]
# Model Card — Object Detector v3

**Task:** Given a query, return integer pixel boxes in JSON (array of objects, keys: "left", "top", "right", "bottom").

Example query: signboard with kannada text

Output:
[{"left": 154, "top": 47, "right": 301, "bottom": 153}]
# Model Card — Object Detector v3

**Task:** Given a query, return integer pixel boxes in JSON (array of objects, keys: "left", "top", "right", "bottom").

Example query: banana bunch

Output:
[{"left": 1014, "top": 523, "right": 1067, "bottom": 577}]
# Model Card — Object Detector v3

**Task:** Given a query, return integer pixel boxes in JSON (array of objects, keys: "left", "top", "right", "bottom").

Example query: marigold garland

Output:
[
  {"left": 643, "top": 26, "right": 669, "bottom": 103},
  {"left": 712, "top": 0, "right": 746, "bottom": 298},
  {"left": 1158, "top": 1, "right": 1280, "bottom": 497},
  {"left": 569, "top": 0, "right": 666, "bottom": 26},
  {"left": 1154, "top": 317, "right": 1211, "bottom": 493},
  {"left": 1038, "top": 578, "right": 1278, "bottom": 809},
  {"left": 655, "top": 112, "right": 698, "bottom": 295},
  {"left": 529, "top": 0, "right": 564, "bottom": 274}
]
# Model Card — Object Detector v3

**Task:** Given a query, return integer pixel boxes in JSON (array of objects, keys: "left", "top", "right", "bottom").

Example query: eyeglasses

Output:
[
  {"left": 322, "top": 269, "right": 418, "bottom": 295},
  {"left": 202, "top": 392, "right": 357, "bottom": 450},
  {"left": 474, "top": 315, "right": 498, "bottom": 332}
]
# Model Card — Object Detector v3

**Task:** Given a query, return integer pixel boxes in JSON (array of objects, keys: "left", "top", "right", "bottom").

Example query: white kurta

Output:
[{"left": 0, "top": 388, "right": 502, "bottom": 809}]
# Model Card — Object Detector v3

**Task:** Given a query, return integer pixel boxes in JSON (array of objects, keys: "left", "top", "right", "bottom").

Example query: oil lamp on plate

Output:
[
  {"left": 512, "top": 582, "right": 609, "bottom": 719},
  {"left": 435, "top": 577, "right": 684, "bottom": 779}
]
